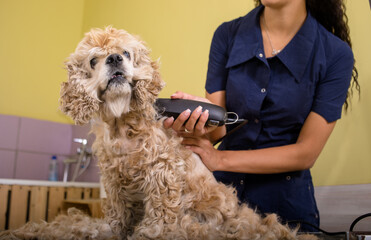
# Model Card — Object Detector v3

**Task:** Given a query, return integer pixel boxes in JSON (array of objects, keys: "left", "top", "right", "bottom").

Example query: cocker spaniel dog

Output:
[{"left": 0, "top": 27, "right": 316, "bottom": 240}]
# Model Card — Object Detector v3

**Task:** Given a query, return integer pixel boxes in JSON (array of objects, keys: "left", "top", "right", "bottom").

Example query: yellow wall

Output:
[
  {"left": 0, "top": 0, "right": 370, "bottom": 186},
  {"left": 81, "top": 0, "right": 255, "bottom": 99},
  {"left": 311, "top": 1, "right": 371, "bottom": 186},
  {"left": 0, "top": 0, "right": 85, "bottom": 123}
]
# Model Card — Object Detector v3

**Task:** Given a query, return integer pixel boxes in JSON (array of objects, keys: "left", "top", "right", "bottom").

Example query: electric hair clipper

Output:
[{"left": 155, "top": 98, "right": 242, "bottom": 126}]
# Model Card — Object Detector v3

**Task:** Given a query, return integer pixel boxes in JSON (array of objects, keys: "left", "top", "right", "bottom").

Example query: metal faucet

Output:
[{"left": 62, "top": 138, "right": 92, "bottom": 182}]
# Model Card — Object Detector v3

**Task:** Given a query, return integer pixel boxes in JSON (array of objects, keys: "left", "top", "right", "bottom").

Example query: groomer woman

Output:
[{"left": 164, "top": 0, "right": 359, "bottom": 232}]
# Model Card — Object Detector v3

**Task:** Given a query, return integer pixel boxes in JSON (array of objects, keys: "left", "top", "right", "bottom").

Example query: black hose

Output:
[
  {"left": 349, "top": 212, "right": 371, "bottom": 232},
  {"left": 287, "top": 220, "right": 347, "bottom": 236}
]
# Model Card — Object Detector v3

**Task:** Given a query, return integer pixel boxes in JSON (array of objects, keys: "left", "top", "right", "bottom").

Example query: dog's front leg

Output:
[
  {"left": 101, "top": 172, "right": 141, "bottom": 238},
  {"left": 104, "top": 192, "right": 148, "bottom": 239},
  {"left": 132, "top": 170, "right": 184, "bottom": 240},
  {"left": 102, "top": 194, "right": 130, "bottom": 238}
]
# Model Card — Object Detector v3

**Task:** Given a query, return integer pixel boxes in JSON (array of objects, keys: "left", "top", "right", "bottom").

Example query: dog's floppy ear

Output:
[
  {"left": 60, "top": 61, "right": 100, "bottom": 125},
  {"left": 149, "top": 60, "right": 165, "bottom": 98},
  {"left": 132, "top": 59, "right": 164, "bottom": 110},
  {"left": 131, "top": 39, "right": 165, "bottom": 109}
]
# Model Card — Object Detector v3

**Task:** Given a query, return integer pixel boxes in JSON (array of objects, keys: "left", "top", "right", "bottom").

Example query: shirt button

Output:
[
  {"left": 240, "top": 180, "right": 244, "bottom": 185},
  {"left": 259, "top": 53, "right": 263, "bottom": 58},
  {"left": 261, "top": 88, "right": 266, "bottom": 93},
  {"left": 286, "top": 175, "right": 291, "bottom": 181}
]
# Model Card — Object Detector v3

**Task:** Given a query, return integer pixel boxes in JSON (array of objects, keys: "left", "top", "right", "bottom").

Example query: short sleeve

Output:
[
  {"left": 205, "top": 23, "right": 230, "bottom": 94},
  {"left": 312, "top": 43, "right": 354, "bottom": 122}
]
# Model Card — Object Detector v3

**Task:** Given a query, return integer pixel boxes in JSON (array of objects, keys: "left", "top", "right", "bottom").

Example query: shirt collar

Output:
[
  {"left": 226, "top": 5, "right": 264, "bottom": 68},
  {"left": 226, "top": 5, "right": 318, "bottom": 83},
  {"left": 277, "top": 12, "right": 317, "bottom": 82}
]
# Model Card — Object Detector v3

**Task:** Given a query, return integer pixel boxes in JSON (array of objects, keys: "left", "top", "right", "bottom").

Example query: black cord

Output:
[
  {"left": 287, "top": 220, "right": 347, "bottom": 236},
  {"left": 349, "top": 212, "right": 371, "bottom": 232},
  {"left": 213, "top": 120, "right": 249, "bottom": 146}
]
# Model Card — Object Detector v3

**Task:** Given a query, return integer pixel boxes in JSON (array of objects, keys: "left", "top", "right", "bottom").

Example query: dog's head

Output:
[{"left": 60, "top": 27, "right": 164, "bottom": 125}]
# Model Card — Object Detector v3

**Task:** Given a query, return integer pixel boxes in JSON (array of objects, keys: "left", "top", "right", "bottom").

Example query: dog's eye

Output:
[
  {"left": 90, "top": 58, "right": 98, "bottom": 69},
  {"left": 123, "top": 51, "right": 130, "bottom": 60}
]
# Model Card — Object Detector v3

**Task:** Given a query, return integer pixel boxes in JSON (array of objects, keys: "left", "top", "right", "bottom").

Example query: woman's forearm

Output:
[
  {"left": 213, "top": 112, "right": 336, "bottom": 174},
  {"left": 217, "top": 143, "right": 314, "bottom": 174}
]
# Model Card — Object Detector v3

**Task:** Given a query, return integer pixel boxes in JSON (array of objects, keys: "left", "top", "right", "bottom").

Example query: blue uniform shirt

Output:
[{"left": 205, "top": 5, "right": 353, "bottom": 231}]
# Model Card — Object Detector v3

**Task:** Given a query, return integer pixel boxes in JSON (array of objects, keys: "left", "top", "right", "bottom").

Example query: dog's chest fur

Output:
[{"left": 92, "top": 116, "right": 192, "bottom": 196}]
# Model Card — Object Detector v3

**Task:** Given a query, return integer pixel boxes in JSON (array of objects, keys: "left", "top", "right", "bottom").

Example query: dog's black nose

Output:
[{"left": 106, "top": 54, "right": 123, "bottom": 67}]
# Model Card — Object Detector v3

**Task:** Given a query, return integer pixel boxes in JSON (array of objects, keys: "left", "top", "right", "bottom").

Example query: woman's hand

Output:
[
  {"left": 182, "top": 136, "right": 223, "bottom": 172},
  {"left": 162, "top": 91, "right": 226, "bottom": 172},
  {"left": 170, "top": 91, "right": 212, "bottom": 103},
  {"left": 163, "top": 91, "right": 217, "bottom": 136}
]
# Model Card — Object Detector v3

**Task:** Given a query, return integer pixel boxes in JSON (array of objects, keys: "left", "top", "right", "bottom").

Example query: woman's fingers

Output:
[
  {"left": 171, "top": 91, "right": 211, "bottom": 103},
  {"left": 194, "top": 109, "right": 210, "bottom": 135},
  {"left": 171, "top": 109, "right": 191, "bottom": 132},
  {"left": 184, "top": 106, "right": 203, "bottom": 133},
  {"left": 171, "top": 91, "right": 193, "bottom": 100},
  {"left": 165, "top": 91, "right": 215, "bottom": 135},
  {"left": 163, "top": 117, "right": 174, "bottom": 129}
]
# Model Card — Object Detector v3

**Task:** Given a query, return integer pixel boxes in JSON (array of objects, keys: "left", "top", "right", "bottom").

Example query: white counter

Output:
[{"left": 0, "top": 178, "right": 100, "bottom": 188}]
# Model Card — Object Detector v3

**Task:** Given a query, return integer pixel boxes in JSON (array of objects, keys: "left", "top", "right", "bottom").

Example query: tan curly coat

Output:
[{"left": 0, "top": 27, "right": 316, "bottom": 240}]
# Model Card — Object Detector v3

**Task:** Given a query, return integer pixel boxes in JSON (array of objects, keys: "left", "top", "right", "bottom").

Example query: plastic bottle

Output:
[{"left": 48, "top": 155, "right": 58, "bottom": 181}]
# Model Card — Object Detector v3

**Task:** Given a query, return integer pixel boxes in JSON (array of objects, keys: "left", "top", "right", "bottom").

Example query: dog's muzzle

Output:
[
  {"left": 105, "top": 54, "right": 127, "bottom": 87},
  {"left": 99, "top": 54, "right": 132, "bottom": 97},
  {"left": 108, "top": 71, "right": 126, "bottom": 86},
  {"left": 106, "top": 53, "right": 123, "bottom": 67},
  {"left": 99, "top": 70, "right": 129, "bottom": 97}
]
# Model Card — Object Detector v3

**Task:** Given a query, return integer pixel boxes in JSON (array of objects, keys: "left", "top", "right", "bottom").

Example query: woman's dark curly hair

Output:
[{"left": 255, "top": 0, "right": 360, "bottom": 110}]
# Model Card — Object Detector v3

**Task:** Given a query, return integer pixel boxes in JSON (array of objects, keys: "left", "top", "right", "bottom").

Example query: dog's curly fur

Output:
[
  {"left": 0, "top": 27, "right": 316, "bottom": 240},
  {"left": 0, "top": 208, "right": 117, "bottom": 240}
]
